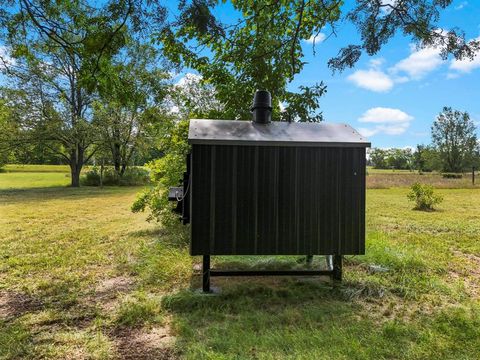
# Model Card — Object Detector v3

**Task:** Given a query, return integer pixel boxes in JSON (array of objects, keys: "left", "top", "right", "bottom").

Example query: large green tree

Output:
[
  {"left": 159, "top": 0, "right": 479, "bottom": 121},
  {"left": 93, "top": 41, "right": 171, "bottom": 175},
  {"left": 0, "top": 0, "right": 165, "bottom": 186},
  {"left": 368, "top": 147, "right": 413, "bottom": 170},
  {"left": 413, "top": 144, "right": 442, "bottom": 172},
  {"left": 0, "top": 98, "right": 16, "bottom": 168},
  {"left": 131, "top": 76, "right": 227, "bottom": 223},
  {"left": 167, "top": 73, "right": 225, "bottom": 120},
  {"left": 432, "top": 107, "right": 478, "bottom": 173}
]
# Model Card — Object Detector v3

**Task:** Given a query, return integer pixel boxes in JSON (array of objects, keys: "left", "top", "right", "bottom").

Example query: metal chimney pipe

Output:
[{"left": 251, "top": 90, "right": 272, "bottom": 124}]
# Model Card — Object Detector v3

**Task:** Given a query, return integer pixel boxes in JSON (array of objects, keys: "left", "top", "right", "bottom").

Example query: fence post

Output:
[{"left": 473, "top": 167, "right": 476, "bottom": 186}]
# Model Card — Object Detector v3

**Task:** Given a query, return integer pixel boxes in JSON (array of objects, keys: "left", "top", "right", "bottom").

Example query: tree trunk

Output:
[
  {"left": 100, "top": 159, "right": 104, "bottom": 188},
  {"left": 69, "top": 145, "right": 84, "bottom": 187},
  {"left": 112, "top": 142, "right": 121, "bottom": 174},
  {"left": 70, "top": 166, "right": 81, "bottom": 187},
  {"left": 120, "top": 163, "right": 127, "bottom": 176}
]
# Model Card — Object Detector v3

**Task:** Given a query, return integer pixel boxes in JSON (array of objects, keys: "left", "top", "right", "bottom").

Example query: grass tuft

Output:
[
  {"left": 0, "top": 321, "right": 33, "bottom": 359},
  {"left": 115, "top": 291, "right": 163, "bottom": 327}
]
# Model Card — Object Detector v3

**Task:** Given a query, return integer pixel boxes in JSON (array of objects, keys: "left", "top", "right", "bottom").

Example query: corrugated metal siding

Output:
[{"left": 190, "top": 144, "right": 366, "bottom": 255}]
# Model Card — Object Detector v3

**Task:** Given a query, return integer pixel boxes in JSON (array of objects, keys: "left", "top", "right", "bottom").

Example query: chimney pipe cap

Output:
[{"left": 251, "top": 90, "right": 272, "bottom": 110}]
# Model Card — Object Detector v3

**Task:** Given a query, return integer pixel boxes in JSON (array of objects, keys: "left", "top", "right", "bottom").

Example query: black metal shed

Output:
[{"left": 170, "top": 91, "right": 370, "bottom": 292}]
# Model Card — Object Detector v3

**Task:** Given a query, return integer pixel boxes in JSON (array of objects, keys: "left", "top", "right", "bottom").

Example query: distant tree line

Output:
[
  {"left": 368, "top": 107, "right": 479, "bottom": 173},
  {"left": 1, "top": 1, "right": 479, "bottom": 187},
  {"left": 368, "top": 146, "right": 442, "bottom": 172}
]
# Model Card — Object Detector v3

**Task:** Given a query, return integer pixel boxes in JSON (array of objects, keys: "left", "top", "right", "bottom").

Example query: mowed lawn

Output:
[
  {"left": 0, "top": 165, "right": 72, "bottom": 189},
  {"left": 1, "top": 166, "right": 480, "bottom": 359}
]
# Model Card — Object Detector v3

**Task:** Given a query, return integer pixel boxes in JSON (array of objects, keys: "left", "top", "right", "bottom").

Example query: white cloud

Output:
[
  {"left": 390, "top": 45, "right": 443, "bottom": 79},
  {"left": 359, "top": 123, "right": 410, "bottom": 137},
  {"left": 347, "top": 44, "right": 444, "bottom": 93},
  {"left": 455, "top": 1, "right": 468, "bottom": 10},
  {"left": 176, "top": 72, "right": 202, "bottom": 87},
  {"left": 348, "top": 36, "right": 480, "bottom": 92},
  {"left": 381, "top": 123, "right": 410, "bottom": 135},
  {"left": 359, "top": 107, "right": 413, "bottom": 124},
  {"left": 379, "top": 0, "right": 397, "bottom": 14},
  {"left": 0, "top": 45, "right": 16, "bottom": 69},
  {"left": 304, "top": 33, "right": 326, "bottom": 44},
  {"left": 357, "top": 107, "right": 413, "bottom": 137},
  {"left": 347, "top": 69, "right": 394, "bottom": 92},
  {"left": 358, "top": 128, "right": 379, "bottom": 137},
  {"left": 369, "top": 58, "right": 385, "bottom": 68},
  {"left": 393, "top": 75, "right": 409, "bottom": 83},
  {"left": 446, "top": 72, "right": 460, "bottom": 79},
  {"left": 347, "top": 58, "right": 393, "bottom": 92},
  {"left": 449, "top": 37, "right": 480, "bottom": 74}
]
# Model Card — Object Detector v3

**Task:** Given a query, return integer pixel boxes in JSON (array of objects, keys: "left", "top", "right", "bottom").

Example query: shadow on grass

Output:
[
  {"left": 162, "top": 277, "right": 387, "bottom": 359},
  {"left": 1, "top": 277, "right": 98, "bottom": 324},
  {"left": 128, "top": 225, "right": 190, "bottom": 250},
  {"left": 161, "top": 270, "right": 480, "bottom": 359},
  {"left": 0, "top": 275, "right": 173, "bottom": 359},
  {"left": 0, "top": 290, "right": 43, "bottom": 318},
  {"left": 0, "top": 185, "right": 142, "bottom": 204},
  {"left": 0, "top": 278, "right": 102, "bottom": 358}
]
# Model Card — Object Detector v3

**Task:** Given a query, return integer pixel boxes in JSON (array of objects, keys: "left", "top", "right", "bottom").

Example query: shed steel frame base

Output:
[{"left": 202, "top": 255, "right": 343, "bottom": 293}]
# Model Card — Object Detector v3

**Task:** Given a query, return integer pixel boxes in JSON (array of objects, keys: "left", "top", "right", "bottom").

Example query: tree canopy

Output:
[
  {"left": 158, "top": 0, "right": 479, "bottom": 121},
  {"left": 1, "top": 0, "right": 479, "bottom": 185},
  {"left": 92, "top": 40, "right": 171, "bottom": 175},
  {"left": 432, "top": 107, "right": 478, "bottom": 173},
  {"left": 0, "top": 0, "right": 166, "bottom": 185}
]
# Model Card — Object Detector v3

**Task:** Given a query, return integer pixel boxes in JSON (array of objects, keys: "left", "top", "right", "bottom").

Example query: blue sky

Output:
[
  {"left": 2, "top": 1, "right": 479, "bottom": 149},
  {"left": 293, "top": 0, "right": 480, "bottom": 149},
  {"left": 175, "top": 0, "right": 480, "bottom": 149}
]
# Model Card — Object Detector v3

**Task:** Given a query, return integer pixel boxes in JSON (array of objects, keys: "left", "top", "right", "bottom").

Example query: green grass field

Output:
[
  {"left": 0, "top": 164, "right": 72, "bottom": 189},
  {"left": 366, "top": 167, "right": 477, "bottom": 188},
  {"left": 3, "top": 164, "right": 72, "bottom": 173},
  {"left": 1, "top": 166, "right": 479, "bottom": 359}
]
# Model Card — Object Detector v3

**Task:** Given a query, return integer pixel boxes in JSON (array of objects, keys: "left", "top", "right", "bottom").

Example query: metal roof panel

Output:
[{"left": 188, "top": 119, "right": 370, "bottom": 147}]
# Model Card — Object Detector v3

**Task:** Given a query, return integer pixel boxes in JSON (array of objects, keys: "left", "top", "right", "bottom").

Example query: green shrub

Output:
[
  {"left": 442, "top": 173, "right": 463, "bottom": 179},
  {"left": 80, "top": 166, "right": 150, "bottom": 186},
  {"left": 0, "top": 153, "right": 7, "bottom": 172},
  {"left": 407, "top": 182, "right": 443, "bottom": 211},
  {"left": 81, "top": 167, "right": 102, "bottom": 186},
  {"left": 132, "top": 119, "right": 190, "bottom": 224}
]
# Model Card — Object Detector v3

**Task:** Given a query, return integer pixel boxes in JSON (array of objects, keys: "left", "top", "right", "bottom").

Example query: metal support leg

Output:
[
  {"left": 332, "top": 255, "right": 342, "bottom": 281},
  {"left": 202, "top": 255, "right": 210, "bottom": 292},
  {"left": 326, "top": 255, "right": 333, "bottom": 271},
  {"left": 306, "top": 255, "right": 313, "bottom": 266}
]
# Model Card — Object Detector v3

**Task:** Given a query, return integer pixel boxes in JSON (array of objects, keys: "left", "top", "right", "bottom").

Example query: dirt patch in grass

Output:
[
  {"left": 0, "top": 291, "right": 42, "bottom": 320},
  {"left": 450, "top": 250, "right": 480, "bottom": 299},
  {"left": 461, "top": 252, "right": 480, "bottom": 272},
  {"left": 113, "top": 324, "right": 176, "bottom": 360},
  {"left": 81, "top": 276, "right": 136, "bottom": 313}
]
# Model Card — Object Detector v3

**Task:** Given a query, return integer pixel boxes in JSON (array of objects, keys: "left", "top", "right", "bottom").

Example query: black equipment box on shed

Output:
[
  {"left": 188, "top": 119, "right": 370, "bottom": 256},
  {"left": 169, "top": 91, "right": 370, "bottom": 292}
]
